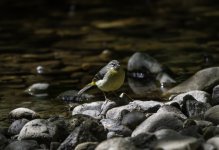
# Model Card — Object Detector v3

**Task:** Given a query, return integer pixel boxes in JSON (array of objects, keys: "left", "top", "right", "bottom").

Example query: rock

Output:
[
  {"left": 154, "top": 129, "right": 181, "bottom": 139},
  {"left": 121, "top": 111, "right": 146, "bottom": 130},
  {"left": 167, "top": 90, "right": 211, "bottom": 106},
  {"left": 201, "top": 143, "right": 216, "bottom": 150},
  {"left": 204, "top": 105, "right": 219, "bottom": 124},
  {"left": 153, "top": 131, "right": 200, "bottom": 150},
  {"left": 4, "top": 140, "right": 40, "bottom": 150},
  {"left": 127, "top": 52, "right": 175, "bottom": 87},
  {"left": 8, "top": 119, "right": 29, "bottom": 135},
  {"left": 18, "top": 119, "right": 59, "bottom": 144},
  {"left": 132, "top": 112, "right": 184, "bottom": 136},
  {"left": 0, "top": 133, "right": 8, "bottom": 149},
  {"left": 50, "top": 142, "right": 61, "bottom": 150},
  {"left": 9, "top": 108, "right": 39, "bottom": 120},
  {"left": 212, "top": 85, "right": 219, "bottom": 105},
  {"left": 95, "top": 137, "right": 137, "bottom": 150},
  {"left": 75, "top": 142, "right": 98, "bottom": 150},
  {"left": 47, "top": 116, "right": 70, "bottom": 141},
  {"left": 56, "top": 90, "right": 95, "bottom": 102},
  {"left": 157, "top": 105, "right": 187, "bottom": 120},
  {"left": 58, "top": 116, "right": 106, "bottom": 150},
  {"left": 130, "top": 133, "right": 156, "bottom": 149},
  {"left": 203, "top": 126, "right": 219, "bottom": 140},
  {"left": 207, "top": 137, "right": 219, "bottom": 150},
  {"left": 179, "top": 125, "right": 202, "bottom": 138},
  {"left": 72, "top": 101, "right": 116, "bottom": 119},
  {"left": 100, "top": 119, "right": 132, "bottom": 137},
  {"left": 183, "top": 119, "right": 213, "bottom": 128},
  {"left": 127, "top": 52, "right": 163, "bottom": 74},
  {"left": 166, "top": 67, "right": 219, "bottom": 94},
  {"left": 106, "top": 100, "right": 163, "bottom": 121},
  {"left": 182, "top": 95, "right": 211, "bottom": 118},
  {"left": 25, "top": 83, "right": 50, "bottom": 97}
]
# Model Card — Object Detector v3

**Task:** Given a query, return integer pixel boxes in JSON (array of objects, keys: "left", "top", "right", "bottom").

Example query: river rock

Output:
[
  {"left": 212, "top": 85, "right": 219, "bottom": 105},
  {"left": 72, "top": 101, "right": 116, "bottom": 119},
  {"left": 166, "top": 67, "right": 219, "bottom": 94},
  {"left": 132, "top": 112, "right": 184, "bottom": 136},
  {"left": 58, "top": 116, "right": 106, "bottom": 150},
  {"left": 167, "top": 90, "right": 211, "bottom": 106},
  {"left": 100, "top": 119, "right": 132, "bottom": 137},
  {"left": 182, "top": 95, "right": 211, "bottom": 118},
  {"left": 4, "top": 140, "right": 40, "bottom": 150},
  {"left": 204, "top": 105, "right": 219, "bottom": 124},
  {"left": 121, "top": 111, "right": 146, "bottom": 130},
  {"left": 106, "top": 100, "right": 162, "bottom": 121},
  {"left": 9, "top": 108, "right": 39, "bottom": 120},
  {"left": 56, "top": 90, "right": 95, "bottom": 102},
  {"left": 203, "top": 126, "right": 219, "bottom": 140},
  {"left": 95, "top": 137, "right": 137, "bottom": 150},
  {"left": 75, "top": 142, "right": 98, "bottom": 150},
  {"left": 153, "top": 130, "right": 200, "bottom": 150},
  {"left": 207, "top": 137, "right": 219, "bottom": 150},
  {"left": 8, "top": 118, "right": 29, "bottom": 135},
  {"left": 25, "top": 83, "right": 50, "bottom": 97},
  {"left": 130, "top": 133, "right": 156, "bottom": 149},
  {"left": 157, "top": 105, "right": 187, "bottom": 120},
  {"left": 0, "top": 133, "right": 8, "bottom": 149},
  {"left": 18, "top": 119, "right": 59, "bottom": 144}
]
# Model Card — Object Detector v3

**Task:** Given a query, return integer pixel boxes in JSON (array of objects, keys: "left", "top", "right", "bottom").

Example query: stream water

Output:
[{"left": 0, "top": 0, "right": 219, "bottom": 127}]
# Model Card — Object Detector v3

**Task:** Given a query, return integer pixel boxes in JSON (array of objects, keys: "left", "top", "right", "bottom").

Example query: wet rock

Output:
[
  {"left": 56, "top": 90, "right": 95, "bottom": 102},
  {"left": 47, "top": 116, "right": 70, "bottom": 141},
  {"left": 167, "top": 90, "right": 211, "bottom": 106},
  {"left": 121, "top": 111, "right": 146, "bottom": 130},
  {"left": 75, "top": 142, "right": 98, "bottom": 150},
  {"left": 8, "top": 118, "right": 29, "bottom": 135},
  {"left": 153, "top": 131, "right": 200, "bottom": 150},
  {"left": 157, "top": 105, "right": 187, "bottom": 120},
  {"left": 204, "top": 105, "right": 219, "bottom": 124},
  {"left": 127, "top": 52, "right": 175, "bottom": 86},
  {"left": 72, "top": 101, "right": 116, "bottom": 119},
  {"left": 95, "top": 137, "right": 137, "bottom": 150},
  {"left": 183, "top": 119, "right": 213, "bottom": 129},
  {"left": 9, "top": 108, "right": 39, "bottom": 120},
  {"left": 201, "top": 143, "right": 216, "bottom": 150},
  {"left": 128, "top": 52, "right": 163, "bottom": 74},
  {"left": 18, "top": 119, "right": 59, "bottom": 144},
  {"left": 130, "top": 133, "right": 156, "bottom": 149},
  {"left": 100, "top": 119, "right": 132, "bottom": 137},
  {"left": 106, "top": 100, "right": 162, "bottom": 121},
  {"left": 4, "top": 140, "right": 40, "bottom": 150},
  {"left": 207, "top": 137, "right": 219, "bottom": 150},
  {"left": 50, "top": 142, "right": 61, "bottom": 150},
  {"left": 166, "top": 67, "right": 219, "bottom": 94},
  {"left": 0, "top": 133, "right": 8, "bottom": 149},
  {"left": 58, "top": 116, "right": 106, "bottom": 150},
  {"left": 203, "top": 126, "right": 219, "bottom": 140},
  {"left": 25, "top": 83, "right": 50, "bottom": 97},
  {"left": 154, "top": 129, "right": 181, "bottom": 139},
  {"left": 179, "top": 125, "right": 202, "bottom": 138},
  {"left": 212, "top": 85, "right": 219, "bottom": 105},
  {"left": 132, "top": 112, "right": 184, "bottom": 136},
  {"left": 182, "top": 95, "right": 211, "bottom": 118}
]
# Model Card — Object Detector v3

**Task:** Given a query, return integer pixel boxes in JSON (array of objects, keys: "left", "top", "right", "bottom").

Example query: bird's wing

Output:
[{"left": 92, "top": 65, "right": 108, "bottom": 81}]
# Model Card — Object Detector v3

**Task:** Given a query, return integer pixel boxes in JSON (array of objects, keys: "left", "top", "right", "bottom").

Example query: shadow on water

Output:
[{"left": 1, "top": 0, "right": 219, "bottom": 126}]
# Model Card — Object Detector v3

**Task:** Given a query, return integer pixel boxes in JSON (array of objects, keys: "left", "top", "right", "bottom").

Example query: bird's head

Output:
[{"left": 107, "top": 60, "right": 120, "bottom": 71}]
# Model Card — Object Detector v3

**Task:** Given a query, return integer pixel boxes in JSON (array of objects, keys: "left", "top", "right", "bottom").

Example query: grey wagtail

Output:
[{"left": 78, "top": 60, "right": 125, "bottom": 100}]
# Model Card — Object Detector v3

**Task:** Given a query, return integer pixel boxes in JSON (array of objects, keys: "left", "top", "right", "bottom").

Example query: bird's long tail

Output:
[{"left": 78, "top": 82, "right": 96, "bottom": 95}]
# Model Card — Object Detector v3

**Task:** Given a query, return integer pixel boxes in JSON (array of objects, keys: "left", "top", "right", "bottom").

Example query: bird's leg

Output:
[{"left": 100, "top": 92, "right": 110, "bottom": 117}]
